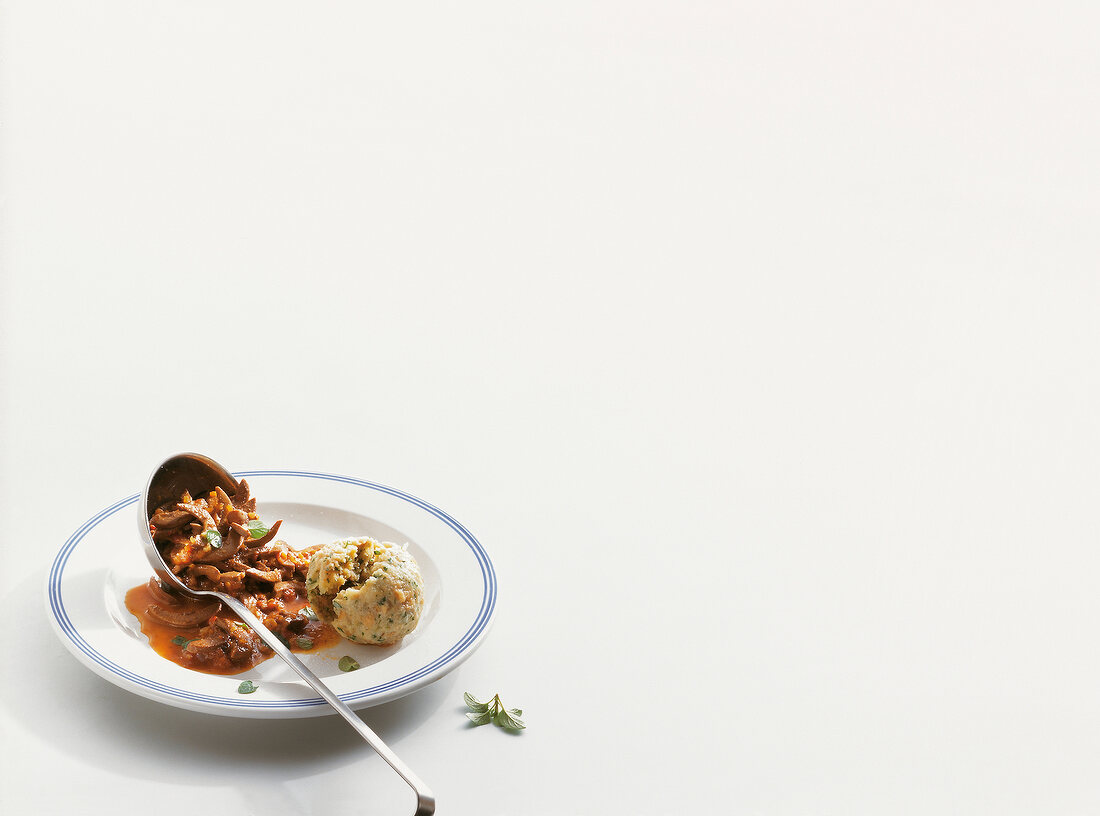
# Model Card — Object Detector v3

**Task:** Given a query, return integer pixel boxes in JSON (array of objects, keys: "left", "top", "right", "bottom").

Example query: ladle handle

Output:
[{"left": 221, "top": 596, "right": 436, "bottom": 816}]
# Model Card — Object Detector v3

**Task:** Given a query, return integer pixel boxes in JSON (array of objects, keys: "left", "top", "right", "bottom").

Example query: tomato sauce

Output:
[{"left": 125, "top": 578, "right": 341, "bottom": 675}]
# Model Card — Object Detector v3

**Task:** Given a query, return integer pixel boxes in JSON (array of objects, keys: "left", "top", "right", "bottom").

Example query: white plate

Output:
[{"left": 46, "top": 470, "right": 496, "bottom": 718}]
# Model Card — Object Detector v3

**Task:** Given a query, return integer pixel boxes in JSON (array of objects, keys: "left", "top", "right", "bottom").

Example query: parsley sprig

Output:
[{"left": 464, "top": 692, "right": 525, "bottom": 730}]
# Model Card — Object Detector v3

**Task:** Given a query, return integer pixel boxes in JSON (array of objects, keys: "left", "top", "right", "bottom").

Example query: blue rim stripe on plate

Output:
[{"left": 48, "top": 470, "right": 496, "bottom": 708}]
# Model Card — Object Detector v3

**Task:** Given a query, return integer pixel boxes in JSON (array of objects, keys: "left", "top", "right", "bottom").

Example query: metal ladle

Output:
[{"left": 139, "top": 452, "right": 435, "bottom": 816}]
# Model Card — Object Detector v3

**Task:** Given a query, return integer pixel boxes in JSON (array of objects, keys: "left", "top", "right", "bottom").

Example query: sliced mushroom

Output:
[
  {"left": 226, "top": 508, "right": 251, "bottom": 537},
  {"left": 216, "top": 571, "right": 245, "bottom": 593},
  {"left": 184, "top": 564, "right": 222, "bottom": 583},
  {"left": 245, "top": 518, "right": 282, "bottom": 547},
  {"left": 271, "top": 580, "right": 302, "bottom": 601},
  {"left": 213, "top": 617, "right": 249, "bottom": 638},
  {"left": 245, "top": 567, "right": 282, "bottom": 584},
  {"left": 183, "top": 635, "right": 230, "bottom": 657},
  {"left": 145, "top": 600, "right": 221, "bottom": 628},
  {"left": 193, "top": 529, "right": 242, "bottom": 564},
  {"left": 176, "top": 501, "right": 217, "bottom": 530},
  {"left": 226, "top": 509, "right": 249, "bottom": 526},
  {"left": 146, "top": 576, "right": 179, "bottom": 606},
  {"left": 225, "top": 554, "right": 250, "bottom": 572},
  {"left": 214, "top": 485, "right": 234, "bottom": 511},
  {"left": 232, "top": 480, "right": 257, "bottom": 513},
  {"left": 150, "top": 508, "right": 194, "bottom": 529}
]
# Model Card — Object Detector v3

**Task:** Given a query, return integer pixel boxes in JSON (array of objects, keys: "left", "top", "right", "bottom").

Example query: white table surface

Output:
[{"left": 3, "top": 2, "right": 1099, "bottom": 814}]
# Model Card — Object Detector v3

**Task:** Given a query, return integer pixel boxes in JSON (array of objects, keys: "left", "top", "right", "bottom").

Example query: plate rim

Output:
[{"left": 46, "top": 468, "right": 497, "bottom": 717}]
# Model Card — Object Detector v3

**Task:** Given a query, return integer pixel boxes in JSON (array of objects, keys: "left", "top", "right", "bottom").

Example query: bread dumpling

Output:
[{"left": 306, "top": 537, "right": 424, "bottom": 645}]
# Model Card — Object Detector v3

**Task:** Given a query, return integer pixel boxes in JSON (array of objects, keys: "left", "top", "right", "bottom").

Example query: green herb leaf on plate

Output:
[
  {"left": 237, "top": 680, "right": 257, "bottom": 694},
  {"left": 170, "top": 636, "right": 195, "bottom": 649},
  {"left": 203, "top": 529, "right": 222, "bottom": 549},
  {"left": 247, "top": 520, "right": 269, "bottom": 539},
  {"left": 338, "top": 656, "right": 360, "bottom": 672},
  {"left": 296, "top": 636, "right": 314, "bottom": 650}
]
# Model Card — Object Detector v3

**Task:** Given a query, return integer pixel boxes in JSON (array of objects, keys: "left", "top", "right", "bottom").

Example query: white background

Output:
[{"left": 2, "top": 2, "right": 1099, "bottom": 814}]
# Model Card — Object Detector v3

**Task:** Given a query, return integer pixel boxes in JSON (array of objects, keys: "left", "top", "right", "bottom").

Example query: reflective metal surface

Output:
[{"left": 139, "top": 453, "right": 435, "bottom": 816}]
